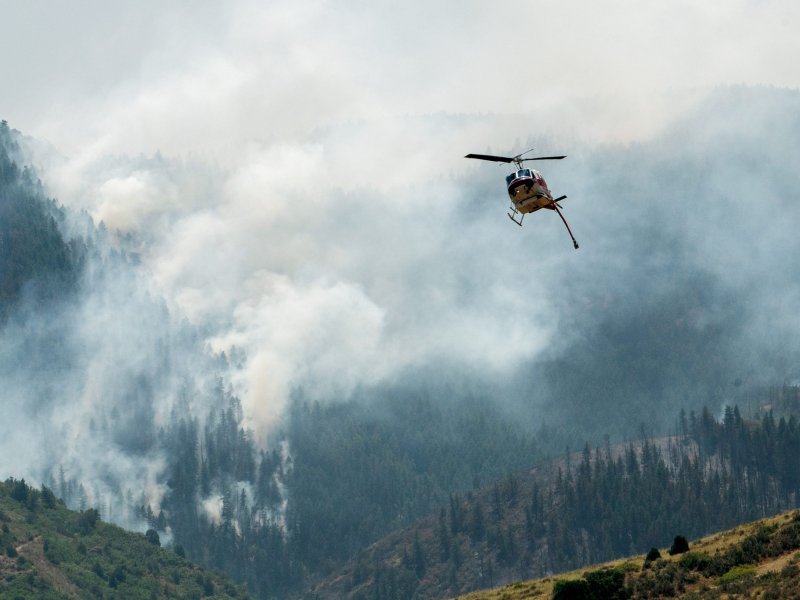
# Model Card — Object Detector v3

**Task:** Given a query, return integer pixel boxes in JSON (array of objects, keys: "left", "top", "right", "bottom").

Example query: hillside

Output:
[
  {"left": 0, "top": 478, "right": 250, "bottom": 599},
  {"left": 454, "top": 509, "right": 800, "bottom": 599},
  {"left": 310, "top": 402, "right": 800, "bottom": 599}
]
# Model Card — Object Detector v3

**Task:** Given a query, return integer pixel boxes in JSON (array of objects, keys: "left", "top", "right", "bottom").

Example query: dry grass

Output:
[{"left": 451, "top": 510, "right": 800, "bottom": 600}]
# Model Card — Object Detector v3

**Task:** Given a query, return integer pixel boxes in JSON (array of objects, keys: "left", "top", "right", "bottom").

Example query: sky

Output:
[
  {"left": 2, "top": 0, "right": 800, "bottom": 442},
  {"left": 4, "top": 1, "right": 800, "bottom": 156}
]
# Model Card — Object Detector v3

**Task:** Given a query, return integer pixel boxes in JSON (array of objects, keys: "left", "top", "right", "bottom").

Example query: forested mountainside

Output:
[
  {"left": 312, "top": 403, "right": 800, "bottom": 599},
  {"left": 0, "top": 120, "right": 83, "bottom": 319},
  {"left": 0, "top": 122, "right": 549, "bottom": 597},
  {"left": 0, "top": 478, "right": 250, "bottom": 599}
]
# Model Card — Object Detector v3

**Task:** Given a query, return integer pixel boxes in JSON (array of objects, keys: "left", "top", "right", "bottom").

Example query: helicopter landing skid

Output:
[{"left": 507, "top": 206, "right": 524, "bottom": 226}]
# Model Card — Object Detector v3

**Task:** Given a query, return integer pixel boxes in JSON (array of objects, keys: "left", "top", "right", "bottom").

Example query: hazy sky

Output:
[
  {"left": 3, "top": 0, "right": 800, "bottom": 438},
  {"left": 3, "top": 0, "right": 799, "bottom": 156}
]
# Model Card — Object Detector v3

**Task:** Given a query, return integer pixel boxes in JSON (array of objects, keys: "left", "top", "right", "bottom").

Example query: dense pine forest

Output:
[
  {"left": 0, "top": 121, "right": 547, "bottom": 597},
  {"left": 312, "top": 403, "right": 800, "bottom": 599},
  {"left": 0, "top": 119, "right": 84, "bottom": 318}
]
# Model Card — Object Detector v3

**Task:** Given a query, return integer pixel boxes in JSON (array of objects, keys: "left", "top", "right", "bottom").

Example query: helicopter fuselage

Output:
[{"left": 506, "top": 168, "right": 554, "bottom": 214}]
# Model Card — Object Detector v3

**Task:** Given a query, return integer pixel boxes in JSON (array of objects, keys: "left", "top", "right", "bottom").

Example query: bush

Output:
[
  {"left": 552, "top": 569, "right": 630, "bottom": 600},
  {"left": 772, "top": 522, "right": 800, "bottom": 554},
  {"left": 43, "top": 537, "right": 69, "bottom": 565},
  {"left": 645, "top": 547, "right": 661, "bottom": 565},
  {"left": 669, "top": 535, "right": 690, "bottom": 555},
  {"left": 716, "top": 564, "right": 756, "bottom": 586},
  {"left": 632, "top": 559, "right": 684, "bottom": 597},
  {"left": 585, "top": 568, "right": 630, "bottom": 599},
  {"left": 617, "top": 560, "right": 641, "bottom": 573},
  {"left": 552, "top": 578, "right": 590, "bottom": 600},
  {"left": 678, "top": 551, "right": 712, "bottom": 573}
]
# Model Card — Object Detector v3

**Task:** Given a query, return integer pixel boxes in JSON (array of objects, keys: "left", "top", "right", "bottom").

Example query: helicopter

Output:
[{"left": 465, "top": 148, "right": 579, "bottom": 249}]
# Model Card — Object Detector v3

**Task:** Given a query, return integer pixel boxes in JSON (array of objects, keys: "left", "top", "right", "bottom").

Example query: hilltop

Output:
[
  {"left": 454, "top": 509, "right": 800, "bottom": 599},
  {"left": 0, "top": 478, "right": 250, "bottom": 599}
]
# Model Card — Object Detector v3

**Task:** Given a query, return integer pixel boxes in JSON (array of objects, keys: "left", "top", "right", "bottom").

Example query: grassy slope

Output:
[
  {"left": 0, "top": 480, "right": 250, "bottom": 600},
  {"left": 453, "top": 510, "right": 800, "bottom": 599}
]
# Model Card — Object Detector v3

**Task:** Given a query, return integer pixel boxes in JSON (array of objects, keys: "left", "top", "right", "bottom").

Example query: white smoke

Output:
[{"left": 3, "top": 0, "right": 800, "bottom": 518}]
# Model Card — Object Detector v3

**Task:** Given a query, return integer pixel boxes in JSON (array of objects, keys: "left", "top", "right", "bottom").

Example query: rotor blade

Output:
[
  {"left": 521, "top": 155, "right": 567, "bottom": 161},
  {"left": 464, "top": 153, "right": 514, "bottom": 163}
]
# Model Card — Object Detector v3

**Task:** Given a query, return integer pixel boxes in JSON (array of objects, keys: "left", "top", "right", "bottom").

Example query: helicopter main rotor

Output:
[{"left": 465, "top": 148, "right": 566, "bottom": 169}]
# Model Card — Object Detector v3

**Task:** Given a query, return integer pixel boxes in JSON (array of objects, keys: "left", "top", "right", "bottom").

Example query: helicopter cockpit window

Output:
[{"left": 519, "top": 169, "right": 531, "bottom": 178}]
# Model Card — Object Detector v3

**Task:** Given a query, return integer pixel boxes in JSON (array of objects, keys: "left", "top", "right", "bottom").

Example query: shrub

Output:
[
  {"left": 650, "top": 561, "right": 681, "bottom": 596},
  {"left": 617, "top": 560, "right": 641, "bottom": 573},
  {"left": 552, "top": 578, "right": 590, "bottom": 600},
  {"left": 772, "top": 522, "right": 800, "bottom": 554},
  {"left": 585, "top": 568, "right": 630, "bottom": 599},
  {"left": 644, "top": 547, "right": 661, "bottom": 565},
  {"left": 678, "top": 551, "right": 712, "bottom": 573},
  {"left": 716, "top": 564, "right": 756, "bottom": 586},
  {"left": 43, "top": 537, "right": 69, "bottom": 565},
  {"left": 735, "top": 527, "right": 771, "bottom": 563},
  {"left": 669, "top": 535, "right": 690, "bottom": 555}
]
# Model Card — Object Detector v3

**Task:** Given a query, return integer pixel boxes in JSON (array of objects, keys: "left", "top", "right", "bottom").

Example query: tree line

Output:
[{"left": 337, "top": 404, "right": 800, "bottom": 599}]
